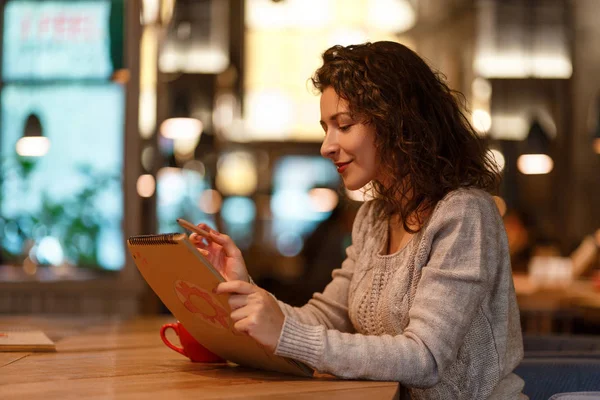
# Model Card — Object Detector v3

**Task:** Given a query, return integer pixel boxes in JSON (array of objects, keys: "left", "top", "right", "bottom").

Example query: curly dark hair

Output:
[{"left": 311, "top": 41, "right": 500, "bottom": 233}]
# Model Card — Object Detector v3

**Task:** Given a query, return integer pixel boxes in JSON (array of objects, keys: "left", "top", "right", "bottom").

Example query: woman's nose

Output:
[{"left": 320, "top": 131, "right": 339, "bottom": 159}]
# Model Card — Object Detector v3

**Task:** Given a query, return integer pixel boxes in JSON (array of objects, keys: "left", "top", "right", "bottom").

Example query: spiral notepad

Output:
[{"left": 127, "top": 233, "right": 313, "bottom": 377}]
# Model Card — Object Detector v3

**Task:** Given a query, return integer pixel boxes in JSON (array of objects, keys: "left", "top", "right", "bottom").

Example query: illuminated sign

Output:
[{"left": 2, "top": 1, "right": 116, "bottom": 80}]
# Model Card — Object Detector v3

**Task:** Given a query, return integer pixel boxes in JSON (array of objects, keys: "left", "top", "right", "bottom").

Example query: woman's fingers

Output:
[
  {"left": 216, "top": 280, "right": 255, "bottom": 295},
  {"left": 208, "top": 231, "right": 242, "bottom": 258},
  {"left": 220, "top": 287, "right": 283, "bottom": 353},
  {"left": 197, "top": 223, "right": 215, "bottom": 236},
  {"left": 189, "top": 233, "right": 208, "bottom": 248},
  {"left": 233, "top": 318, "right": 251, "bottom": 335},
  {"left": 228, "top": 294, "right": 248, "bottom": 311},
  {"left": 198, "top": 249, "right": 210, "bottom": 258},
  {"left": 230, "top": 306, "right": 251, "bottom": 323},
  {"left": 190, "top": 225, "right": 241, "bottom": 261},
  {"left": 189, "top": 224, "right": 217, "bottom": 243}
]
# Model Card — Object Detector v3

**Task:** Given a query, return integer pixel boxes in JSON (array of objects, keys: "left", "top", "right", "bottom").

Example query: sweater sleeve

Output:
[
  {"left": 275, "top": 201, "right": 373, "bottom": 332},
  {"left": 274, "top": 192, "right": 500, "bottom": 386}
]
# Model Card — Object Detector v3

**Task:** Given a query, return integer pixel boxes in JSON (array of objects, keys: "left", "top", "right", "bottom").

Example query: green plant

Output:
[{"left": 0, "top": 155, "right": 120, "bottom": 269}]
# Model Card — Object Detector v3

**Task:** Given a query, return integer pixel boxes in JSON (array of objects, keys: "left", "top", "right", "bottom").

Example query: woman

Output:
[{"left": 192, "top": 41, "right": 525, "bottom": 399}]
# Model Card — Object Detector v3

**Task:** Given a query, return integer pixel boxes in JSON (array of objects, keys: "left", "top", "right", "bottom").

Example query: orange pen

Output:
[{"left": 176, "top": 218, "right": 211, "bottom": 238}]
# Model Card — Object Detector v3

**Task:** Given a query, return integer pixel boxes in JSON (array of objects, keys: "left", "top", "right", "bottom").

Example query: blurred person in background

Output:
[
  {"left": 571, "top": 228, "right": 600, "bottom": 280},
  {"left": 191, "top": 41, "right": 525, "bottom": 399}
]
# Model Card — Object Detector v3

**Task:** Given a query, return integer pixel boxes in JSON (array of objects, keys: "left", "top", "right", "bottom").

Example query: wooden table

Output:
[
  {"left": 513, "top": 274, "right": 600, "bottom": 334},
  {"left": 0, "top": 316, "right": 400, "bottom": 399}
]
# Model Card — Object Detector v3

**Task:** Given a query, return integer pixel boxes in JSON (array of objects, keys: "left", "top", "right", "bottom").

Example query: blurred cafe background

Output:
[{"left": 0, "top": 0, "right": 599, "bottom": 338}]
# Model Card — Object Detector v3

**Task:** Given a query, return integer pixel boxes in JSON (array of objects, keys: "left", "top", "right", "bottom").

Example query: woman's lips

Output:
[{"left": 335, "top": 161, "right": 351, "bottom": 173}]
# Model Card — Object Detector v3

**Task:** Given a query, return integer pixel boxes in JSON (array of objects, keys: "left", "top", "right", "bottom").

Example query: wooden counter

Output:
[
  {"left": 0, "top": 316, "right": 399, "bottom": 399},
  {"left": 513, "top": 274, "right": 600, "bottom": 333}
]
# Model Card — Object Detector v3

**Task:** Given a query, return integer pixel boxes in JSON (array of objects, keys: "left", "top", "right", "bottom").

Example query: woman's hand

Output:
[
  {"left": 189, "top": 224, "right": 249, "bottom": 283},
  {"left": 215, "top": 280, "right": 285, "bottom": 353}
]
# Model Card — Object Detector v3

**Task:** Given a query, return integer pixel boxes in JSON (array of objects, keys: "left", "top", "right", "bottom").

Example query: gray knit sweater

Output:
[{"left": 274, "top": 188, "right": 526, "bottom": 399}]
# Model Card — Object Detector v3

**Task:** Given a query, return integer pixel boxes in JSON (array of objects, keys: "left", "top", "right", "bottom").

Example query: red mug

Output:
[{"left": 160, "top": 322, "right": 224, "bottom": 363}]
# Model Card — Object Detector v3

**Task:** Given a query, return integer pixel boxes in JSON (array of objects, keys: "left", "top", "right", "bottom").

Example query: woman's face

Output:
[{"left": 320, "top": 87, "right": 379, "bottom": 191}]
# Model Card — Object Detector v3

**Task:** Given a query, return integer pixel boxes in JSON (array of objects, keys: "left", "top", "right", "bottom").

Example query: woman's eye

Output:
[{"left": 339, "top": 125, "right": 352, "bottom": 132}]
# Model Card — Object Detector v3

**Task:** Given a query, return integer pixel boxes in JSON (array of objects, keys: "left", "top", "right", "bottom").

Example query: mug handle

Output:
[{"left": 160, "top": 323, "right": 187, "bottom": 357}]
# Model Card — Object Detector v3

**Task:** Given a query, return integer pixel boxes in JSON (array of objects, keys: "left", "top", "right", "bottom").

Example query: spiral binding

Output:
[{"left": 127, "top": 233, "right": 184, "bottom": 245}]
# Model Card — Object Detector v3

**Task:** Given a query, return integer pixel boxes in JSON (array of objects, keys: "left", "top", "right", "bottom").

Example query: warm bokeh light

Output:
[
  {"left": 183, "top": 160, "right": 206, "bottom": 178},
  {"left": 366, "top": 0, "right": 416, "bottom": 33},
  {"left": 111, "top": 69, "right": 130, "bottom": 84},
  {"left": 137, "top": 174, "right": 156, "bottom": 197},
  {"left": 475, "top": 54, "right": 572, "bottom": 79},
  {"left": 198, "top": 189, "right": 223, "bottom": 215},
  {"left": 139, "top": 26, "right": 158, "bottom": 138},
  {"left": 328, "top": 29, "right": 368, "bottom": 47},
  {"left": 160, "top": 46, "right": 229, "bottom": 74},
  {"left": 517, "top": 154, "right": 554, "bottom": 175},
  {"left": 474, "top": 49, "right": 573, "bottom": 79},
  {"left": 244, "top": 0, "right": 415, "bottom": 142},
  {"left": 161, "top": 0, "right": 175, "bottom": 26},
  {"left": 531, "top": 55, "right": 573, "bottom": 79},
  {"left": 245, "top": 90, "right": 294, "bottom": 140},
  {"left": 246, "top": 0, "right": 331, "bottom": 29},
  {"left": 308, "top": 188, "right": 339, "bottom": 213},
  {"left": 156, "top": 167, "right": 182, "bottom": 181},
  {"left": 490, "top": 114, "right": 528, "bottom": 140},
  {"left": 594, "top": 138, "right": 600, "bottom": 155},
  {"left": 160, "top": 117, "right": 203, "bottom": 140},
  {"left": 216, "top": 152, "right": 258, "bottom": 196},
  {"left": 15, "top": 136, "right": 50, "bottom": 157},
  {"left": 23, "top": 257, "right": 37, "bottom": 275},
  {"left": 174, "top": 136, "right": 201, "bottom": 161},
  {"left": 472, "top": 77, "right": 492, "bottom": 101},
  {"left": 488, "top": 149, "right": 505, "bottom": 173},
  {"left": 139, "top": 89, "right": 157, "bottom": 139},
  {"left": 472, "top": 109, "right": 492, "bottom": 134},
  {"left": 141, "top": 0, "right": 160, "bottom": 25},
  {"left": 213, "top": 93, "right": 237, "bottom": 133}
]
